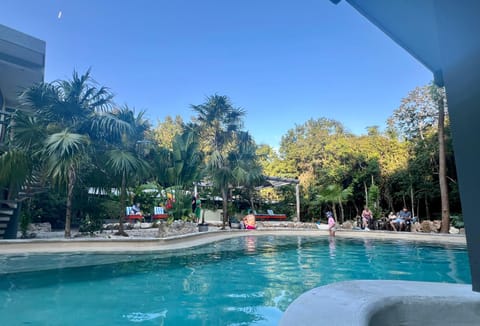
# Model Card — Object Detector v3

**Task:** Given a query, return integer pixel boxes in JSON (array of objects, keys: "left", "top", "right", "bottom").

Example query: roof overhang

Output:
[
  {"left": 333, "top": 0, "right": 480, "bottom": 87},
  {"left": 261, "top": 176, "right": 299, "bottom": 189}
]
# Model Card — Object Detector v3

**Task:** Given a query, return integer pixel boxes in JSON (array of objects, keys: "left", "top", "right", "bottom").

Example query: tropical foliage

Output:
[
  {"left": 191, "top": 95, "right": 263, "bottom": 228},
  {"left": 2, "top": 70, "right": 460, "bottom": 236}
]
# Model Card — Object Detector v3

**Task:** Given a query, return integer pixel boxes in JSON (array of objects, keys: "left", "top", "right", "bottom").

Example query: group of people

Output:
[
  {"left": 387, "top": 207, "right": 412, "bottom": 231},
  {"left": 360, "top": 206, "right": 412, "bottom": 231},
  {"left": 131, "top": 196, "right": 412, "bottom": 234}
]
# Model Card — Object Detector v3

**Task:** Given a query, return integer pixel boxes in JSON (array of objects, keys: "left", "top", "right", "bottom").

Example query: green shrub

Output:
[
  {"left": 79, "top": 214, "right": 103, "bottom": 235},
  {"left": 450, "top": 215, "right": 464, "bottom": 228},
  {"left": 167, "top": 187, "right": 193, "bottom": 220},
  {"left": 19, "top": 212, "right": 31, "bottom": 238}
]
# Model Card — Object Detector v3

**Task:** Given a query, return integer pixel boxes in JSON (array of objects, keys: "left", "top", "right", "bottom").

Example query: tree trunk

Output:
[
  {"left": 222, "top": 187, "right": 228, "bottom": 230},
  {"left": 384, "top": 187, "right": 394, "bottom": 212},
  {"left": 416, "top": 199, "right": 420, "bottom": 220},
  {"left": 115, "top": 171, "right": 128, "bottom": 236},
  {"left": 438, "top": 95, "right": 451, "bottom": 233},
  {"left": 410, "top": 186, "right": 415, "bottom": 218},
  {"left": 65, "top": 166, "right": 75, "bottom": 238},
  {"left": 249, "top": 196, "right": 255, "bottom": 213},
  {"left": 352, "top": 202, "right": 359, "bottom": 217},
  {"left": 338, "top": 199, "right": 344, "bottom": 224},
  {"left": 364, "top": 181, "right": 368, "bottom": 207},
  {"left": 425, "top": 197, "right": 430, "bottom": 220},
  {"left": 332, "top": 202, "right": 338, "bottom": 223}
]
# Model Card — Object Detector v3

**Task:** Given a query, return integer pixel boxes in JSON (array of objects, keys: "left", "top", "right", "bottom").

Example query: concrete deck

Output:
[{"left": 0, "top": 229, "right": 466, "bottom": 255}]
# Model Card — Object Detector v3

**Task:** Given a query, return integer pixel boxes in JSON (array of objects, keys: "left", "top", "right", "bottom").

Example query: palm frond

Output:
[{"left": 0, "top": 149, "right": 34, "bottom": 197}]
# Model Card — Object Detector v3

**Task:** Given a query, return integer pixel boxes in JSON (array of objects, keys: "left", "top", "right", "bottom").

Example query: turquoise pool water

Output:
[{"left": 0, "top": 236, "right": 471, "bottom": 325}]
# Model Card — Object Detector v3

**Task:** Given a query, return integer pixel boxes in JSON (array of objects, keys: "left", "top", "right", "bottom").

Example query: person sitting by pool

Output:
[
  {"left": 131, "top": 203, "right": 142, "bottom": 215},
  {"left": 242, "top": 214, "right": 256, "bottom": 230},
  {"left": 387, "top": 211, "right": 397, "bottom": 230},
  {"left": 361, "top": 206, "right": 372, "bottom": 231},
  {"left": 399, "top": 207, "right": 412, "bottom": 231},
  {"left": 390, "top": 207, "right": 411, "bottom": 231}
]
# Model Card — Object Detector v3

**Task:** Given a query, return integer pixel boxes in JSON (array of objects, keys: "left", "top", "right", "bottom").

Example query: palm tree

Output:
[
  {"left": 1, "top": 92, "right": 51, "bottom": 202},
  {"left": 44, "top": 130, "right": 89, "bottom": 237},
  {"left": 17, "top": 70, "right": 124, "bottom": 237},
  {"left": 106, "top": 150, "right": 149, "bottom": 236},
  {"left": 191, "top": 95, "right": 249, "bottom": 228},
  {"left": 191, "top": 95, "right": 245, "bottom": 153},
  {"left": 167, "top": 130, "right": 202, "bottom": 188},
  {"left": 104, "top": 106, "right": 151, "bottom": 236},
  {"left": 317, "top": 184, "right": 352, "bottom": 223},
  {"left": 231, "top": 133, "right": 265, "bottom": 212},
  {"left": 0, "top": 149, "right": 34, "bottom": 200}
]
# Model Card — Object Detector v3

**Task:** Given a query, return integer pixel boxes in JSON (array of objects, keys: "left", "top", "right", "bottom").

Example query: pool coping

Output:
[
  {"left": 280, "top": 280, "right": 480, "bottom": 326},
  {"left": 0, "top": 229, "right": 466, "bottom": 254}
]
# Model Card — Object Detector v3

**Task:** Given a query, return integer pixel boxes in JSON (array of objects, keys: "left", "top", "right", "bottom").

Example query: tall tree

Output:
[
  {"left": 191, "top": 95, "right": 256, "bottom": 228},
  {"left": 231, "top": 133, "right": 264, "bottom": 212},
  {"left": 18, "top": 71, "right": 112, "bottom": 236},
  {"left": 166, "top": 130, "right": 202, "bottom": 188},
  {"left": 104, "top": 106, "right": 151, "bottom": 236},
  {"left": 18, "top": 70, "right": 130, "bottom": 237},
  {"left": 44, "top": 131, "right": 89, "bottom": 237},
  {"left": 392, "top": 82, "right": 451, "bottom": 230},
  {"left": 317, "top": 184, "right": 352, "bottom": 223},
  {"left": 431, "top": 85, "right": 450, "bottom": 233},
  {"left": 152, "top": 115, "right": 184, "bottom": 150}
]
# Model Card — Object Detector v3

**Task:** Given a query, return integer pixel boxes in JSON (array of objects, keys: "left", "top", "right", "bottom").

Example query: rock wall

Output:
[{"left": 157, "top": 220, "right": 198, "bottom": 237}]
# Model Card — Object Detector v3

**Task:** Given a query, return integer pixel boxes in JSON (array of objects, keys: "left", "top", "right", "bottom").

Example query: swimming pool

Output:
[{"left": 0, "top": 236, "right": 471, "bottom": 325}]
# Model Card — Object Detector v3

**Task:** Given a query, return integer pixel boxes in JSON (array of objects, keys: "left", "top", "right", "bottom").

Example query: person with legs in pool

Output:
[{"left": 327, "top": 211, "right": 336, "bottom": 237}]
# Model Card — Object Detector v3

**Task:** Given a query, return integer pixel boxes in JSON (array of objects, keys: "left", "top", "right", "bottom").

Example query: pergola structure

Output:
[
  {"left": 331, "top": 0, "right": 480, "bottom": 292},
  {"left": 263, "top": 176, "right": 300, "bottom": 220},
  {"left": 0, "top": 24, "right": 45, "bottom": 143},
  {"left": 194, "top": 176, "right": 301, "bottom": 220}
]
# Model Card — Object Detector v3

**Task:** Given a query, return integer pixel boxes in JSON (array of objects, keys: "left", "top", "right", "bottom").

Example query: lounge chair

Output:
[
  {"left": 126, "top": 206, "right": 144, "bottom": 222},
  {"left": 254, "top": 210, "right": 287, "bottom": 221},
  {"left": 152, "top": 206, "right": 168, "bottom": 220}
]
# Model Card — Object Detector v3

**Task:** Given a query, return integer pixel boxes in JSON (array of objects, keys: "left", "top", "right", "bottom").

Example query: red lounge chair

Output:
[{"left": 152, "top": 207, "right": 168, "bottom": 220}]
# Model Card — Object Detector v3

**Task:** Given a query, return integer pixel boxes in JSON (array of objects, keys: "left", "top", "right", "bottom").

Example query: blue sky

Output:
[{"left": 1, "top": 0, "right": 432, "bottom": 148}]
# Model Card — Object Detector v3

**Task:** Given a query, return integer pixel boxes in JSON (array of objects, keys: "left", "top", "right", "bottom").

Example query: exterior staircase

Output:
[{"left": 0, "top": 199, "right": 21, "bottom": 239}]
